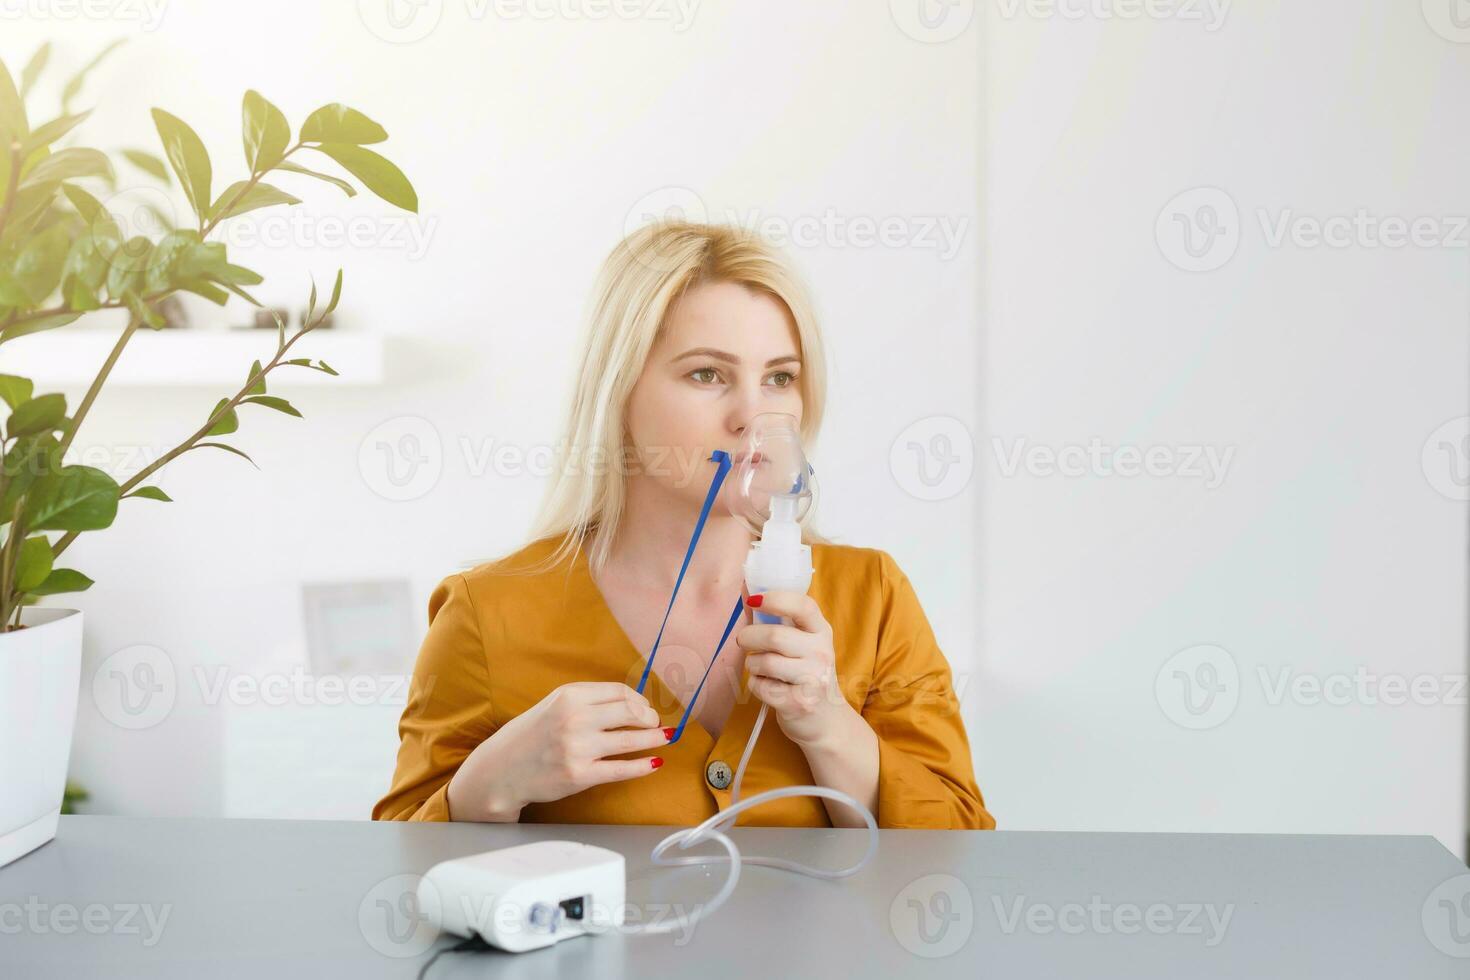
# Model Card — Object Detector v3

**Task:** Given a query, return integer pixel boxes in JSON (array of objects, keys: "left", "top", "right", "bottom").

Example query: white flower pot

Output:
[{"left": 0, "top": 607, "right": 83, "bottom": 869}]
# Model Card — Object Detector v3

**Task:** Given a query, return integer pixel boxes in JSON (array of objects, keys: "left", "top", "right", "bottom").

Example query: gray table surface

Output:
[{"left": 2, "top": 816, "right": 1467, "bottom": 978}]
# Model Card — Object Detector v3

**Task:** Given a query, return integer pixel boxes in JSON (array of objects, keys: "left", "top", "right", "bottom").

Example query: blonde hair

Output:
[{"left": 479, "top": 220, "right": 830, "bottom": 578}]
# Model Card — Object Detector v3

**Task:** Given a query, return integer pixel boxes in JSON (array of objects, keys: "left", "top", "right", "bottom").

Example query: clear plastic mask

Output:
[{"left": 721, "top": 412, "right": 818, "bottom": 538}]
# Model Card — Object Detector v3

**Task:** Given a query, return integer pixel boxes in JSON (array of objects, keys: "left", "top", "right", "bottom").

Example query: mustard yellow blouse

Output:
[{"left": 373, "top": 533, "right": 995, "bottom": 829}]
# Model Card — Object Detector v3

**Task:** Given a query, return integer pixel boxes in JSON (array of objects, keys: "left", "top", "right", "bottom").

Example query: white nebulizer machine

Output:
[{"left": 417, "top": 413, "right": 878, "bottom": 961}]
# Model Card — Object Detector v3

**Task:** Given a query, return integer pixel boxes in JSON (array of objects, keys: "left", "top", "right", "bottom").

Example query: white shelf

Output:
[{"left": 1, "top": 328, "right": 386, "bottom": 387}]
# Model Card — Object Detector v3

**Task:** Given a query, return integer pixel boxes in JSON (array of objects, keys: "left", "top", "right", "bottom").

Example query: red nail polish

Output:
[
  {"left": 650, "top": 757, "right": 664, "bottom": 769},
  {"left": 663, "top": 727, "right": 676, "bottom": 741},
  {"left": 747, "top": 594, "right": 763, "bottom": 608}
]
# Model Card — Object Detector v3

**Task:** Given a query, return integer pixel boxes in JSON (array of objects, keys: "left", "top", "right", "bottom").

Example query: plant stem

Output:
[
  {"left": 0, "top": 139, "right": 21, "bottom": 246},
  {"left": 199, "top": 143, "right": 303, "bottom": 239},
  {"left": 0, "top": 497, "right": 23, "bottom": 629},
  {"left": 55, "top": 315, "right": 141, "bottom": 460},
  {"left": 49, "top": 315, "right": 325, "bottom": 563}
]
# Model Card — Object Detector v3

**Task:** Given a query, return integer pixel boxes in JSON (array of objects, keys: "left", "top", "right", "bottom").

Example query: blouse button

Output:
[{"left": 705, "top": 760, "right": 732, "bottom": 790}]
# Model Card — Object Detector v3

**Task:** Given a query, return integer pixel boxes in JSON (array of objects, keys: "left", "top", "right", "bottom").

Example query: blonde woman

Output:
[{"left": 373, "top": 221, "right": 995, "bottom": 830}]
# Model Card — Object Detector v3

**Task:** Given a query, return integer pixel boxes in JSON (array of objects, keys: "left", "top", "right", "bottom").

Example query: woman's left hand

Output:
[{"left": 736, "top": 590, "right": 853, "bottom": 748}]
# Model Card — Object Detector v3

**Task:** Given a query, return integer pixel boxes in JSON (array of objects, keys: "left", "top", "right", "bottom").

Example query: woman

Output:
[{"left": 373, "top": 220, "right": 995, "bottom": 830}]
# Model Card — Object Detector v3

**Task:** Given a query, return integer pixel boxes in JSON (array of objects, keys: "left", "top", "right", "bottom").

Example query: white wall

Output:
[
  {"left": 8, "top": 2, "right": 1465, "bottom": 859},
  {"left": 3, "top": 3, "right": 982, "bottom": 819},
  {"left": 981, "top": 0, "right": 1469, "bottom": 858}
]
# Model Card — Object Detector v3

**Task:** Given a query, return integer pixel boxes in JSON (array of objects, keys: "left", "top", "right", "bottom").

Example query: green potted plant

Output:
[{"left": 0, "top": 41, "right": 418, "bottom": 868}]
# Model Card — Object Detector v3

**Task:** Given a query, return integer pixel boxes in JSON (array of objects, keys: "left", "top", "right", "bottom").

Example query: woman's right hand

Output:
[{"left": 447, "top": 681, "right": 671, "bottom": 822}]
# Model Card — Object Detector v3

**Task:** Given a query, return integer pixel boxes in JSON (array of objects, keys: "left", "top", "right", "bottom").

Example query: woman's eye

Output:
[
  {"left": 768, "top": 371, "right": 798, "bottom": 387},
  {"left": 690, "top": 367, "right": 720, "bottom": 384}
]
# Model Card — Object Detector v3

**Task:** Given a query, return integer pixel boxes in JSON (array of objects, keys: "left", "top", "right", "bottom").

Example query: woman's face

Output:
[{"left": 624, "top": 280, "right": 804, "bottom": 508}]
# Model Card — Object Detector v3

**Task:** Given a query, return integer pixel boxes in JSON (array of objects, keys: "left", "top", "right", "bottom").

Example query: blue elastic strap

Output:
[
  {"left": 636, "top": 451, "right": 813, "bottom": 742},
  {"left": 634, "top": 450, "right": 735, "bottom": 698}
]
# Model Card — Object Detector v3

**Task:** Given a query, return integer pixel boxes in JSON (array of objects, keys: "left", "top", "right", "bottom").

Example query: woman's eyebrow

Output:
[{"left": 673, "top": 347, "right": 802, "bottom": 367}]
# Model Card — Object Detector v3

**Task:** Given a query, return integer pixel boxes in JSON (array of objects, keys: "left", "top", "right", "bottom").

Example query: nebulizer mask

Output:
[{"left": 623, "top": 412, "right": 878, "bottom": 937}]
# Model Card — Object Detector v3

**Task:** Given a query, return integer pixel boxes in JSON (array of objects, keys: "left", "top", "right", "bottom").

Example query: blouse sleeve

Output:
[
  {"left": 864, "top": 551, "right": 996, "bottom": 829},
  {"left": 372, "top": 573, "right": 497, "bottom": 822}
]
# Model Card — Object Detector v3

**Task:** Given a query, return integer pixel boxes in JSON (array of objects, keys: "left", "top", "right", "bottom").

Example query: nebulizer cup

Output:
[{"left": 725, "top": 413, "right": 818, "bottom": 628}]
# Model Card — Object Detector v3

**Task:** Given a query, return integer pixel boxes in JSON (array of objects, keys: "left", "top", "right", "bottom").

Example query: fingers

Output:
[
  {"left": 588, "top": 756, "right": 665, "bottom": 784},
  {"left": 586, "top": 697, "right": 660, "bottom": 731},
  {"left": 595, "top": 725, "right": 673, "bottom": 758},
  {"left": 736, "top": 622, "right": 807, "bottom": 658},
  {"left": 561, "top": 681, "right": 654, "bottom": 707},
  {"left": 745, "top": 651, "right": 805, "bottom": 684},
  {"left": 746, "top": 590, "right": 827, "bottom": 633}
]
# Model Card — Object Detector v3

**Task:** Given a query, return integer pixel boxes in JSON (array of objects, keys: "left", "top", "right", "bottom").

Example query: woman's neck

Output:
[{"left": 603, "top": 476, "right": 754, "bottom": 601}]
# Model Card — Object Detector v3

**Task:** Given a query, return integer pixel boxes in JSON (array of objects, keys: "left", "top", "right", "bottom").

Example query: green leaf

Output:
[
  {"left": 21, "top": 111, "right": 91, "bottom": 155},
  {"left": 312, "top": 143, "right": 417, "bottom": 212},
  {"left": 20, "top": 147, "right": 114, "bottom": 190},
  {"left": 150, "top": 108, "right": 213, "bottom": 223},
  {"left": 7, "top": 392, "right": 66, "bottom": 438},
  {"left": 242, "top": 395, "right": 302, "bottom": 418},
  {"left": 207, "top": 181, "right": 300, "bottom": 223},
  {"left": 177, "top": 279, "right": 229, "bottom": 305},
  {"left": 245, "top": 359, "right": 266, "bottom": 395},
  {"left": 30, "top": 567, "right": 93, "bottom": 596},
  {"left": 122, "top": 485, "right": 171, "bottom": 502},
  {"left": 190, "top": 441, "right": 258, "bottom": 469},
  {"left": 21, "top": 464, "right": 119, "bottom": 532},
  {"left": 120, "top": 148, "right": 171, "bottom": 185},
  {"left": 0, "top": 374, "right": 33, "bottom": 409},
  {"left": 15, "top": 535, "right": 53, "bottom": 591},
  {"left": 0, "top": 312, "right": 82, "bottom": 345},
  {"left": 0, "top": 57, "right": 29, "bottom": 142},
  {"left": 300, "top": 104, "right": 387, "bottom": 145},
  {"left": 275, "top": 160, "right": 356, "bottom": 198},
  {"left": 242, "top": 90, "right": 290, "bottom": 173},
  {"left": 19, "top": 43, "right": 50, "bottom": 100},
  {"left": 142, "top": 228, "right": 200, "bottom": 294},
  {"left": 62, "top": 184, "right": 105, "bottom": 223},
  {"left": 61, "top": 39, "right": 124, "bottom": 116},
  {"left": 325, "top": 268, "right": 344, "bottom": 316},
  {"left": 13, "top": 223, "right": 71, "bottom": 304},
  {"left": 205, "top": 398, "right": 238, "bottom": 435},
  {"left": 124, "top": 290, "right": 165, "bottom": 329},
  {"left": 317, "top": 360, "right": 339, "bottom": 376},
  {"left": 105, "top": 236, "right": 152, "bottom": 301}
]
